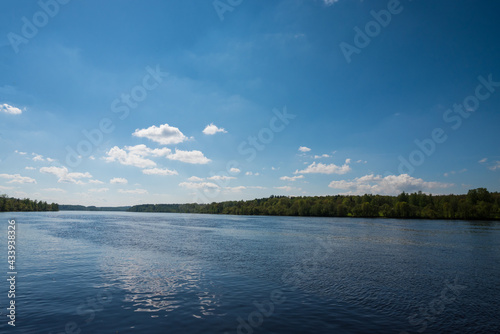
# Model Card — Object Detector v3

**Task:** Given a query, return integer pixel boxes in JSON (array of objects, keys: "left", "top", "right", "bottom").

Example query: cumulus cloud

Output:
[
  {"left": 89, "top": 188, "right": 109, "bottom": 193},
  {"left": 0, "top": 173, "right": 37, "bottom": 184},
  {"left": 280, "top": 175, "right": 304, "bottom": 182},
  {"left": 118, "top": 189, "right": 148, "bottom": 194},
  {"left": 203, "top": 123, "right": 227, "bottom": 135},
  {"left": 32, "top": 154, "right": 44, "bottom": 162},
  {"left": 104, "top": 145, "right": 171, "bottom": 168},
  {"left": 25, "top": 167, "right": 36, "bottom": 170},
  {"left": 187, "top": 176, "right": 204, "bottom": 182},
  {"left": 15, "top": 150, "right": 27, "bottom": 155},
  {"left": 245, "top": 171, "right": 260, "bottom": 176},
  {"left": 489, "top": 161, "right": 500, "bottom": 171},
  {"left": 207, "top": 175, "right": 236, "bottom": 181},
  {"left": 0, "top": 103, "right": 22, "bottom": 115},
  {"left": 133, "top": 123, "right": 188, "bottom": 145},
  {"left": 142, "top": 168, "right": 178, "bottom": 176},
  {"left": 328, "top": 174, "right": 453, "bottom": 195},
  {"left": 223, "top": 186, "right": 246, "bottom": 192},
  {"left": 478, "top": 158, "right": 487, "bottom": 163},
  {"left": 39, "top": 166, "right": 92, "bottom": 184},
  {"left": 229, "top": 167, "right": 241, "bottom": 174},
  {"left": 179, "top": 182, "right": 219, "bottom": 189},
  {"left": 323, "top": 0, "right": 339, "bottom": 6},
  {"left": 295, "top": 161, "right": 351, "bottom": 175},
  {"left": 110, "top": 177, "right": 128, "bottom": 184},
  {"left": 88, "top": 179, "right": 104, "bottom": 184},
  {"left": 167, "top": 149, "right": 211, "bottom": 164},
  {"left": 314, "top": 154, "right": 331, "bottom": 159},
  {"left": 298, "top": 146, "right": 311, "bottom": 153},
  {"left": 444, "top": 169, "right": 467, "bottom": 177}
]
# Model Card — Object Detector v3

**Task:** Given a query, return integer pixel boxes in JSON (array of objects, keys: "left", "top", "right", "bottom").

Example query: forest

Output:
[
  {"left": 128, "top": 188, "right": 500, "bottom": 220},
  {"left": 0, "top": 195, "right": 59, "bottom": 212}
]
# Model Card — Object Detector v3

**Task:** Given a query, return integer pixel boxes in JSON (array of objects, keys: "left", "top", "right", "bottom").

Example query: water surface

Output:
[{"left": 0, "top": 212, "right": 498, "bottom": 333}]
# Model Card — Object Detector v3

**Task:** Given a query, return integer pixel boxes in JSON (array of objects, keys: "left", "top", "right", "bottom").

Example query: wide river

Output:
[{"left": 0, "top": 212, "right": 498, "bottom": 333}]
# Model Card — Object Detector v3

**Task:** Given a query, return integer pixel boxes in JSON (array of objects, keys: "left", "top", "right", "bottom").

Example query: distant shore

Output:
[{"left": 125, "top": 188, "right": 499, "bottom": 221}]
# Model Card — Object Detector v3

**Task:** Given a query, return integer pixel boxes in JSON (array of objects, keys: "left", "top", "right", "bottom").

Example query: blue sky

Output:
[{"left": 0, "top": 0, "right": 499, "bottom": 206}]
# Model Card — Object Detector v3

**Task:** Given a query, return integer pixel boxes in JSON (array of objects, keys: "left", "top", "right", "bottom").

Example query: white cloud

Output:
[
  {"left": 223, "top": 186, "right": 246, "bottom": 192},
  {"left": 15, "top": 150, "right": 27, "bottom": 155},
  {"left": 118, "top": 189, "right": 148, "bottom": 194},
  {"left": 489, "top": 161, "right": 500, "bottom": 171},
  {"left": 0, "top": 103, "right": 22, "bottom": 115},
  {"left": 229, "top": 167, "right": 241, "bottom": 174},
  {"left": 46, "top": 158, "right": 56, "bottom": 163},
  {"left": 179, "top": 182, "right": 219, "bottom": 189},
  {"left": 32, "top": 154, "right": 44, "bottom": 162},
  {"left": 280, "top": 175, "right": 304, "bottom": 182},
  {"left": 39, "top": 166, "right": 91, "bottom": 184},
  {"left": 478, "top": 158, "right": 487, "bottom": 163},
  {"left": 245, "top": 171, "right": 260, "bottom": 176},
  {"left": 298, "top": 146, "right": 311, "bottom": 152},
  {"left": 295, "top": 162, "right": 351, "bottom": 175},
  {"left": 203, "top": 123, "right": 227, "bottom": 135},
  {"left": 25, "top": 167, "right": 36, "bottom": 170},
  {"left": 110, "top": 177, "right": 128, "bottom": 184},
  {"left": 167, "top": 149, "right": 211, "bottom": 164},
  {"left": 356, "top": 160, "right": 368, "bottom": 164},
  {"left": 345, "top": 158, "right": 351, "bottom": 164},
  {"left": 104, "top": 145, "right": 165, "bottom": 168},
  {"left": 323, "top": 0, "right": 339, "bottom": 6},
  {"left": 0, "top": 173, "right": 37, "bottom": 184},
  {"left": 0, "top": 185, "right": 14, "bottom": 190},
  {"left": 328, "top": 174, "right": 453, "bottom": 195},
  {"left": 444, "top": 169, "right": 467, "bottom": 177},
  {"left": 142, "top": 168, "right": 178, "bottom": 176},
  {"left": 133, "top": 123, "right": 188, "bottom": 145},
  {"left": 89, "top": 188, "right": 109, "bottom": 193},
  {"left": 43, "top": 188, "right": 66, "bottom": 193},
  {"left": 88, "top": 179, "right": 104, "bottom": 184},
  {"left": 271, "top": 166, "right": 280, "bottom": 171},
  {"left": 207, "top": 175, "right": 236, "bottom": 181},
  {"left": 89, "top": 156, "right": 96, "bottom": 160},
  {"left": 187, "top": 176, "right": 204, "bottom": 182},
  {"left": 314, "top": 154, "right": 331, "bottom": 159}
]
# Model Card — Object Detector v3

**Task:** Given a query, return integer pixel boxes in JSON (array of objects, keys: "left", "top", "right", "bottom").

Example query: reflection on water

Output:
[{"left": 0, "top": 212, "right": 499, "bottom": 333}]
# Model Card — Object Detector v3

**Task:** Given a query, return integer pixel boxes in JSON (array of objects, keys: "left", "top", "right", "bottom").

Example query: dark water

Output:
[{"left": 0, "top": 212, "right": 499, "bottom": 333}]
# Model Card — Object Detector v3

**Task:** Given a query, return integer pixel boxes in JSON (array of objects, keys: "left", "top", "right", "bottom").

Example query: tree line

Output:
[
  {"left": 128, "top": 188, "right": 500, "bottom": 220},
  {"left": 59, "top": 205, "right": 130, "bottom": 211},
  {"left": 0, "top": 195, "right": 59, "bottom": 212}
]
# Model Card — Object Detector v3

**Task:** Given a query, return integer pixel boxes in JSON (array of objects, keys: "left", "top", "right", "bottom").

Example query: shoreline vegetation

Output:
[
  {"left": 2, "top": 189, "right": 499, "bottom": 220},
  {"left": 127, "top": 188, "right": 500, "bottom": 221},
  {"left": 0, "top": 195, "right": 58, "bottom": 212}
]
